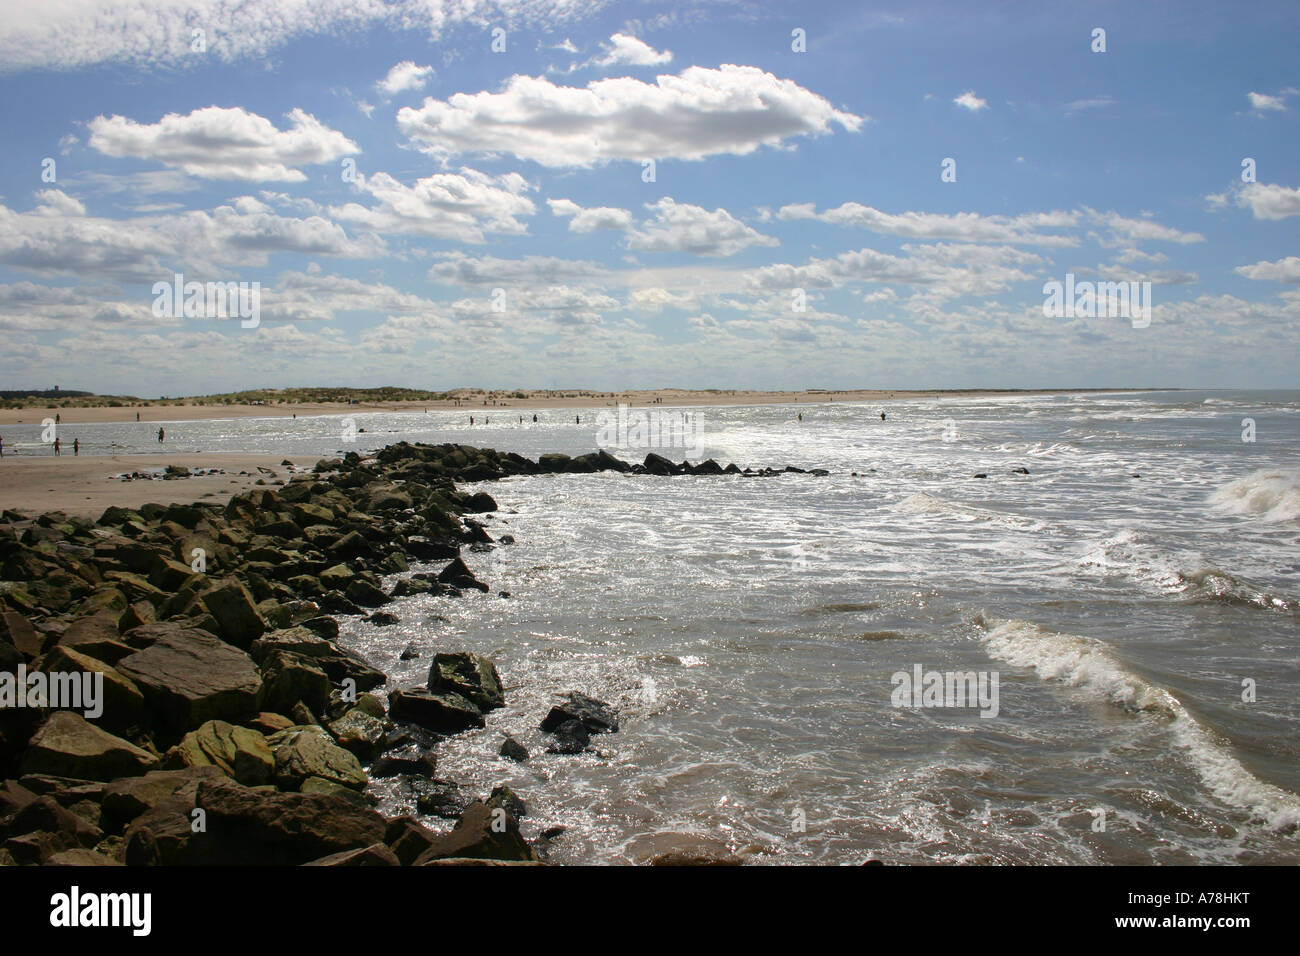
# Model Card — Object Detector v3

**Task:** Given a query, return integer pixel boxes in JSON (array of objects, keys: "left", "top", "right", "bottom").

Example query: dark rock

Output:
[
  {"left": 389, "top": 689, "right": 484, "bottom": 733},
  {"left": 544, "top": 719, "right": 590, "bottom": 754},
  {"left": 485, "top": 785, "right": 527, "bottom": 818},
  {"left": 413, "top": 801, "right": 540, "bottom": 864},
  {"left": 370, "top": 750, "right": 437, "bottom": 779},
  {"left": 21, "top": 711, "right": 159, "bottom": 781},
  {"left": 304, "top": 842, "right": 399, "bottom": 866},
  {"left": 540, "top": 691, "right": 619, "bottom": 735},
  {"left": 498, "top": 736, "right": 528, "bottom": 762},
  {"left": 428, "top": 651, "right": 504, "bottom": 711},
  {"left": 116, "top": 625, "right": 263, "bottom": 737},
  {"left": 384, "top": 815, "right": 438, "bottom": 866},
  {"left": 123, "top": 779, "right": 388, "bottom": 866}
]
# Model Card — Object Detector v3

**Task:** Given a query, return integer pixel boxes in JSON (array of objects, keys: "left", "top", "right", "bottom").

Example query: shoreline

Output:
[
  {"left": 0, "top": 387, "right": 1159, "bottom": 426},
  {"left": 0, "top": 441, "right": 808, "bottom": 866}
]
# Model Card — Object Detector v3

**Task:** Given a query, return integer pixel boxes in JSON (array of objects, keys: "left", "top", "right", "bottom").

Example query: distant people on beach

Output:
[
  {"left": 880, "top": 412, "right": 886, "bottom": 421},
  {"left": 0, "top": 434, "right": 4, "bottom": 457},
  {"left": 73, "top": 439, "right": 79, "bottom": 456},
  {"left": 797, "top": 413, "right": 802, "bottom": 422},
  {"left": 136, "top": 412, "right": 140, "bottom": 422},
  {"left": 470, "top": 416, "right": 474, "bottom": 425},
  {"left": 533, "top": 414, "right": 537, "bottom": 423},
  {"left": 53, "top": 437, "right": 61, "bottom": 455},
  {"left": 55, "top": 413, "right": 60, "bottom": 424},
  {"left": 157, "top": 427, "right": 165, "bottom": 443},
  {"left": 575, "top": 415, "right": 580, "bottom": 424}
]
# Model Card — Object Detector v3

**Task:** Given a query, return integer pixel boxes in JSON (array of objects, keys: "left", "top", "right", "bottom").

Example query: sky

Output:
[{"left": 0, "top": 0, "right": 1296, "bottom": 396}]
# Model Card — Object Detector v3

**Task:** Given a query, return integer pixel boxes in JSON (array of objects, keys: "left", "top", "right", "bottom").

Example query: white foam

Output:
[
  {"left": 979, "top": 619, "right": 1300, "bottom": 831},
  {"left": 1210, "top": 469, "right": 1300, "bottom": 525}
]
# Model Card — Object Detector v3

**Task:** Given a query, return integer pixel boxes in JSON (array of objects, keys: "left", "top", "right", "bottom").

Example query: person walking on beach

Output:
[
  {"left": 53, "top": 437, "right": 61, "bottom": 455},
  {"left": 136, "top": 412, "right": 140, "bottom": 422},
  {"left": 73, "top": 438, "right": 79, "bottom": 456},
  {"left": 157, "top": 427, "right": 165, "bottom": 443},
  {"left": 55, "top": 413, "right": 60, "bottom": 424}
]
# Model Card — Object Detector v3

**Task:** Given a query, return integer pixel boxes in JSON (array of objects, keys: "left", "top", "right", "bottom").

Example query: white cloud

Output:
[
  {"left": 1236, "top": 257, "right": 1300, "bottom": 283},
  {"left": 397, "top": 64, "right": 863, "bottom": 167},
  {"left": 1236, "top": 183, "right": 1300, "bottom": 220},
  {"left": 88, "top": 106, "right": 358, "bottom": 182},
  {"left": 953, "top": 90, "right": 987, "bottom": 112},
  {"left": 0, "top": 0, "right": 600, "bottom": 71},
  {"left": 592, "top": 33, "right": 672, "bottom": 67},
  {"left": 777, "top": 202, "right": 1078, "bottom": 246},
  {"left": 0, "top": 191, "right": 382, "bottom": 281},
  {"left": 1247, "top": 91, "right": 1287, "bottom": 112},
  {"left": 1087, "top": 209, "right": 1205, "bottom": 245},
  {"left": 547, "top": 198, "right": 633, "bottom": 232},
  {"left": 627, "top": 198, "right": 778, "bottom": 257},
  {"left": 746, "top": 243, "right": 1042, "bottom": 300},
  {"left": 378, "top": 61, "right": 434, "bottom": 96},
  {"left": 428, "top": 253, "right": 609, "bottom": 286},
  {"left": 331, "top": 169, "right": 535, "bottom": 242}
]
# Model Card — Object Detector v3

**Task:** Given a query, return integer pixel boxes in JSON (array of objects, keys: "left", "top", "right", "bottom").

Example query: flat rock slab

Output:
[
  {"left": 21, "top": 711, "right": 159, "bottom": 781},
  {"left": 117, "top": 625, "right": 263, "bottom": 736}
]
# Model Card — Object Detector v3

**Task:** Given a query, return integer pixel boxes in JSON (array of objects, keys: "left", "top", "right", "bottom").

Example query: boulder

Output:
[
  {"left": 412, "top": 801, "right": 539, "bottom": 864},
  {"left": 195, "top": 579, "right": 266, "bottom": 649},
  {"left": 21, "top": 711, "right": 158, "bottom": 781},
  {"left": 100, "top": 766, "right": 228, "bottom": 831},
  {"left": 163, "top": 720, "right": 274, "bottom": 786},
  {"left": 266, "top": 725, "right": 367, "bottom": 791},
  {"left": 428, "top": 651, "right": 504, "bottom": 712},
  {"left": 116, "top": 625, "right": 263, "bottom": 736},
  {"left": 499, "top": 736, "right": 529, "bottom": 762},
  {"left": 384, "top": 815, "right": 438, "bottom": 866},
  {"left": 544, "top": 719, "right": 589, "bottom": 755},
  {"left": 389, "top": 689, "right": 484, "bottom": 733},
  {"left": 37, "top": 645, "right": 144, "bottom": 734},
  {"left": 259, "top": 649, "right": 332, "bottom": 716},
  {"left": 540, "top": 691, "right": 620, "bottom": 735},
  {"left": 124, "top": 779, "right": 387, "bottom": 866},
  {"left": 327, "top": 709, "right": 387, "bottom": 762}
]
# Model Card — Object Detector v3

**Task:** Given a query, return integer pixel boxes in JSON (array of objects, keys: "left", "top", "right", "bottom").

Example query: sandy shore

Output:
[
  {"left": 0, "top": 387, "right": 1103, "bottom": 426},
  {"left": 0, "top": 453, "right": 297, "bottom": 518}
]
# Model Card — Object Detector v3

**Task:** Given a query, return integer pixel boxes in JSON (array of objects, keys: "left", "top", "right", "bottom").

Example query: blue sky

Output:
[{"left": 0, "top": 0, "right": 1296, "bottom": 395}]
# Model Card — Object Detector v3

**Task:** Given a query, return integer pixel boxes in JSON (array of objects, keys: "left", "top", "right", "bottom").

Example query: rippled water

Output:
[{"left": 18, "top": 390, "right": 1300, "bottom": 863}]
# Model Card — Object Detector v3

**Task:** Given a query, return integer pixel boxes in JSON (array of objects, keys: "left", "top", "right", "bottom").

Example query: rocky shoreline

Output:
[{"left": 0, "top": 442, "right": 826, "bottom": 866}]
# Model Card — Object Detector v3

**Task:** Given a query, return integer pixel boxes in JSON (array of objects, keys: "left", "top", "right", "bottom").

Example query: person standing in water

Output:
[
  {"left": 73, "top": 438, "right": 79, "bottom": 456},
  {"left": 880, "top": 412, "right": 886, "bottom": 421},
  {"left": 158, "top": 427, "right": 165, "bottom": 443},
  {"left": 53, "top": 437, "right": 61, "bottom": 455}
]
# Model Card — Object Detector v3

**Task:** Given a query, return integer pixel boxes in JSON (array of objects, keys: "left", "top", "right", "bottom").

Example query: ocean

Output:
[{"left": 9, "top": 389, "right": 1299, "bottom": 863}]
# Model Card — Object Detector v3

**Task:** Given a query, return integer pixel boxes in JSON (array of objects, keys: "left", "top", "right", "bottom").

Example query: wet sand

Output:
[{"left": 0, "top": 453, "right": 295, "bottom": 518}]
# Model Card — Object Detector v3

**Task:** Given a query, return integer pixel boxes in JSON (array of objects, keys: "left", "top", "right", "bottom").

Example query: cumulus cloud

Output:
[
  {"left": 1236, "top": 183, "right": 1300, "bottom": 220},
  {"left": 378, "top": 61, "right": 434, "bottom": 95},
  {"left": 627, "top": 198, "right": 778, "bottom": 257},
  {"left": 396, "top": 64, "right": 863, "bottom": 167},
  {"left": 777, "top": 202, "right": 1078, "bottom": 246},
  {"left": 547, "top": 198, "right": 633, "bottom": 232},
  {"left": 746, "top": 243, "right": 1042, "bottom": 300},
  {"left": 1236, "top": 257, "right": 1300, "bottom": 283},
  {"left": 428, "top": 253, "right": 609, "bottom": 286},
  {"left": 88, "top": 106, "right": 359, "bottom": 182},
  {"left": 331, "top": 169, "right": 535, "bottom": 242},
  {"left": 953, "top": 90, "right": 987, "bottom": 111},
  {"left": 592, "top": 33, "right": 672, "bottom": 67},
  {"left": 0, "top": 191, "right": 381, "bottom": 281}
]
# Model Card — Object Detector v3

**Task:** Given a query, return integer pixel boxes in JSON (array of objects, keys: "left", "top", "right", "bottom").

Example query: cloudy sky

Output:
[{"left": 0, "top": 0, "right": 1296, "bottom": 396}]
